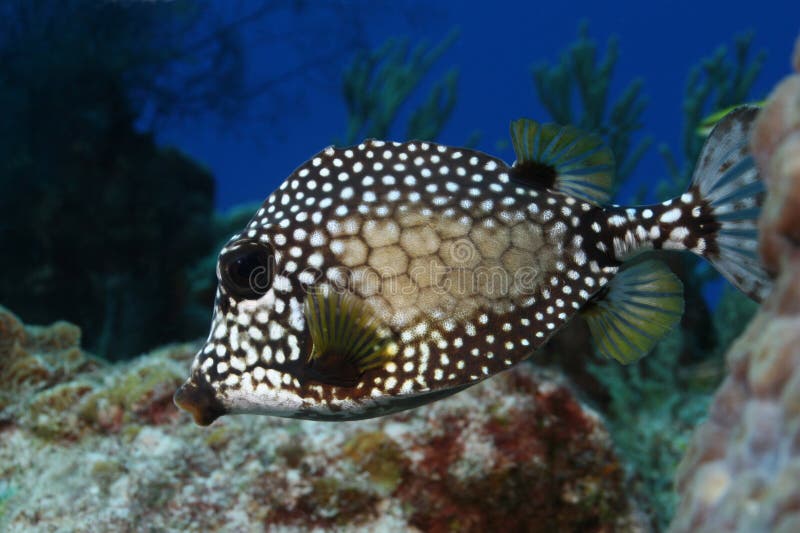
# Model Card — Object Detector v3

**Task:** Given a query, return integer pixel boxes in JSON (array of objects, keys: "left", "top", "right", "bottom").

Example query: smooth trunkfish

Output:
[{"left": 175, "top": 107, "right": 771, "bottom": 424}]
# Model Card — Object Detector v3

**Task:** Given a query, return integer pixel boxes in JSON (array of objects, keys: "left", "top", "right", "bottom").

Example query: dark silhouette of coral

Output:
[
  {"left": 0, "top": 66, "right": 215, "bottom": 359},
  {"left": 0, "top": 0, "right": 382, "bottom": 360}
]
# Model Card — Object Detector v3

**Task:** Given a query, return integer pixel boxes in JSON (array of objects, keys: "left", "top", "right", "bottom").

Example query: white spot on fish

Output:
[
  {"left": 660, "top": 207, "right": 682, "bottom": 223},
  {"left": 608, "top": 215, "right": 626, "bottom": 227},
  {"left": 669, "top": 226, "right": 690, "bottom": 242}
]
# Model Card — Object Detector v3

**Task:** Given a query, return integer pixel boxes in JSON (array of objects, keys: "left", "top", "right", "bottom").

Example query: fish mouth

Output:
[{"left": 173, "top": 375, "right": 227, "bottom": 426}]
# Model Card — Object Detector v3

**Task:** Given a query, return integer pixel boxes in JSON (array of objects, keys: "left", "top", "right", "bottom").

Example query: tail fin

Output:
[{"left": 688, "top": 105, "right": 772, "bottom": 301}]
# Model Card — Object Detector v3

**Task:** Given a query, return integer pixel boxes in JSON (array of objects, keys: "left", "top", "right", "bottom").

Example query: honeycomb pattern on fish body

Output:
[{"left": 204, "top": 140, "right": 619, "bottom": 413}]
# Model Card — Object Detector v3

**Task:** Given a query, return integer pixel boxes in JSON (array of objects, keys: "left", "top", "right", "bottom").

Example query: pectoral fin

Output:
[
  {"left": 581, "top": 260, "right": 683, "bottom": 364},
  {"left": 303, "top": 285, "right": 398, "bottom": 387}
]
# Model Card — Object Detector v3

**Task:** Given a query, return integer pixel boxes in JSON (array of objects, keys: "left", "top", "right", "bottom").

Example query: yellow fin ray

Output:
[
  {"left": 582, "top": 260, "right": 683, "bottom": 364},
  {"left": 303, "top": 286, "right": 397, "bottom": 385},
  {"left": 509, "top": 118, "right": 615, "bottom": 204}
]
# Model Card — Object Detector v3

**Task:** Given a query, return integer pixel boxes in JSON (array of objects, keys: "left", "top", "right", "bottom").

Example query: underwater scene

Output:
[{"left": 1, "top": 1, "right": 799, "bottom": 531}]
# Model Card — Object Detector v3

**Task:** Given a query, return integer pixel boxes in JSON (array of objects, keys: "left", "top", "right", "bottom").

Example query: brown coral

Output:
[
  {"left": 394, "top": 373, "right": 632, "bottom": 533},
  {"left": 0, "top": 306, "right": 99, "bottom": 416},
  {"left": 0, "top": 306, "right": 644, "bottom": 531},
  {"left": 256, "top": 366, "right": 640, "bottom": 531},
  {"left": 752, "top": 38, "right": 800, "bottom": 273},
  {"left": 671, "top": 35, "right": 800, "bottom": 533},
  {"left": 0, "top": 306, "right": 191, "bottom": 439}
]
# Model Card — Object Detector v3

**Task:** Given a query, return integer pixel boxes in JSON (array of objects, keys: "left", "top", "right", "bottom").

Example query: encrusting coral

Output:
[
  {"left": 0, "top": 306, "right": 99, "bottom": 418},
  {"left": 0, "top": 304, "right": 645, "bottom": 531},
  {"left": 670, "top": 36, "right": 800, "bottom": 533},
  {"left": 0, "top": 306, "right": 190, "bottom": 441}
]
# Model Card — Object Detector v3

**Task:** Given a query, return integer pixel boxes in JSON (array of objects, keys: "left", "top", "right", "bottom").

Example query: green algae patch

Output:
[
  {"left": 342, "top": 430, "right": 406, "bottom": 495},
  {"left": 90, "top": 459, "right": 127, "bottom": 494},
  {"left": 203, "top": 425, "right": 233, "bottom": 452}
]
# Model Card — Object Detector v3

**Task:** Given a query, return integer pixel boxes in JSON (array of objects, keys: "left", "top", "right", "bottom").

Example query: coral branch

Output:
[
  {"left": 659, "top": 32, "right": 766, "bottom": 195},
  {"left": 341, "top": 31, "right": 459, "bottom": 145},
  {"left": 532, "top": 22, "right": 652, "bottom": 187}
]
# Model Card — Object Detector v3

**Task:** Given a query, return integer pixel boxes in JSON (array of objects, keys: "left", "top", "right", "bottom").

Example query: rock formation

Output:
[{"left": 671, "top": 36, "right": 800, "bottom": 533}]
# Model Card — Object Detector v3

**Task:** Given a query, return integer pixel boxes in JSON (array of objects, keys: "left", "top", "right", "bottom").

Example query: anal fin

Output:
[{"left": 581, "top": 260, "right": 683, "bottom": 364}]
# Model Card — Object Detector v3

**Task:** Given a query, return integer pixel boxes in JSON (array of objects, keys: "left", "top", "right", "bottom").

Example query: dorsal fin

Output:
[
  {"left": 581, "top": 260, "right": 683, "bottom": 364},
  {"left": 303, "top": 285, "right": 398, "bottom": 387},
  {"left": 509, "top": 118, "right": 614, "bottom": 204}
]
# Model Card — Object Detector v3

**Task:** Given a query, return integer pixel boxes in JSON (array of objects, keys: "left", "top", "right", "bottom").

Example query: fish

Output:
[{"left": 174, "top": 106, "right": 771, "bottom": 425}]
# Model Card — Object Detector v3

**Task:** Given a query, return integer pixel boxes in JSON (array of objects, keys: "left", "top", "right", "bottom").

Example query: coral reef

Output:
[
  {"left": 659, "top": 32, "right": 766, "bottom": 195},
  {"left": 0, "top": 306, "right": 99, "bottom": 418},
  {"left": 532, "top": 22, "right": 652, "bottom": 185},
  {"left": 0, "top": 306, "right": 189, "bottom": 441},
  {"left": 0, "top": 306, "right": 644, "bottom": 531},
  {"left": 531, "top": 30, "right": 767, "bottom": 530},
  {"left": 585, "top": 285, "right": 757, "bottom": 531},
  {"left": 340, "top": 32, "right": 459, "bottom": 144},
  {"left": 588, "top": 329, "right": 705, "bottom": 529},
  {"left": 670, "top": 36, "right": 800, "bottom": 533},
  {"left": 586, "top": 285, "right": 758, "bottom": 532}
]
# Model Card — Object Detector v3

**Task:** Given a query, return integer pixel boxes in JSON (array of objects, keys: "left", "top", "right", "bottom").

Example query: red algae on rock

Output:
[
  {"left": 394, "top": 371, "right": 634, "bottom": 533},
  {"left": 0, "top": 305, "right": 644, "bottom": 531},
  {"left": 229, "top": 365, "right": 644, "bottom": 531},
  {"left": 671, "top": 35, "right": 800, "bottom": 533}
]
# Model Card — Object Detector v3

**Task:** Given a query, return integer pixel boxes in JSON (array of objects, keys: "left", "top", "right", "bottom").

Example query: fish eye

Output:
[{"left": 219, "top": 241, "right": 275, "bottom": 299}]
